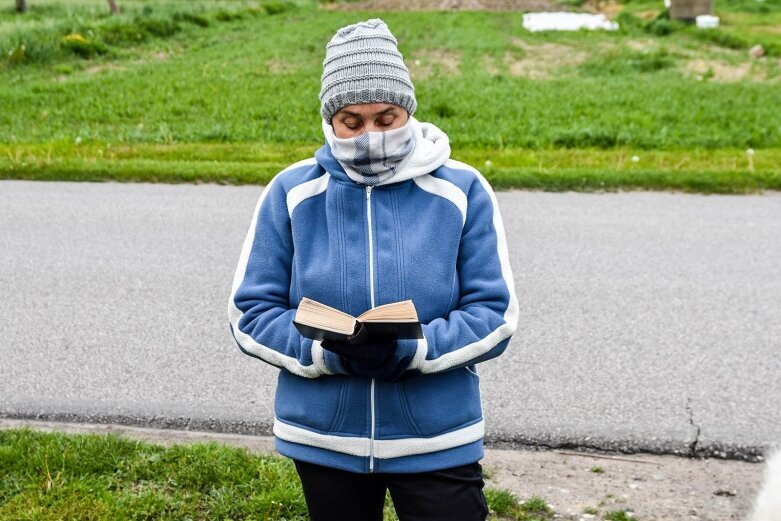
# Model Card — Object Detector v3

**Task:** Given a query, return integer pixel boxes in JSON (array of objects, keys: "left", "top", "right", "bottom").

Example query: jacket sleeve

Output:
[
  {"left": 227, "top": 174, "right": 344, "bottom": 379},
  {"left": 391, "top": 169, "right": 519, "bottom": 378}
]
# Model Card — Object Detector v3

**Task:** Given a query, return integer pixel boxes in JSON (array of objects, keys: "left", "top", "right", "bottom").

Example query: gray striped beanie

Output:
[{"left": 320, "top": 18, "right": 417, "bottom": 123}]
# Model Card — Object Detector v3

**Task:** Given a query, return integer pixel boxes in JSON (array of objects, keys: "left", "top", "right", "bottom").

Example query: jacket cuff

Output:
[
  {"left": 396, "top": 337, "right": 423, "bottom": 371},
  {"left": 384, "top": 338, "right": 420, "bottom": 382},
  {"left": 318, "top": 342, "right": 350, "bottom": 374}
]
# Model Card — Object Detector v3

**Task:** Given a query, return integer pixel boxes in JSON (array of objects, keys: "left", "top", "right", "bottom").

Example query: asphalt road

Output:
[{"left": 1, "top": 180, "right": 779, "bottom": 460}]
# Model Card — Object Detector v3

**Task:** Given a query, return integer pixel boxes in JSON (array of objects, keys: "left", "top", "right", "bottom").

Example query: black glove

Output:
[
  {"left": 320, "top": 337, "right": 397, "bottom": 367},
  {"left": 321, "top": 337, "right": 421, "bottom": 382}
]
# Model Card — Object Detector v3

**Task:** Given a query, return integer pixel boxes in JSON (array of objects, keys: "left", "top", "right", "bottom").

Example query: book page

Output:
[
  {"left": 358, "top": 300, "right": 418, "bottom": 323},
  {"left": 296, "top": 298, "right": 357, "bottom": 335}
]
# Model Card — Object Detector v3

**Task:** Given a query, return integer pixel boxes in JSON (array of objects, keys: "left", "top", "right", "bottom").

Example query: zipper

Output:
[
  {"left": 366, "top": 186, "right": 376, "bottom": 309},
  {"left": 366, "top": 185, "right": 376, "bottom": 473},
  {"left": 369, "top": 378, "right": 376, "bottom": 472}
]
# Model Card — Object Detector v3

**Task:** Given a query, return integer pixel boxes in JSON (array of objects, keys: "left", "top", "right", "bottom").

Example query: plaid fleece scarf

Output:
[{"left": 322, "top": 118, "right": 417, "bottom": 186}]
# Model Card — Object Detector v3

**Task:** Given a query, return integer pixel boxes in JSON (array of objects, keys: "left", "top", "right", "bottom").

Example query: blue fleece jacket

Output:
[{"left": 228, "top": 119, "right": 519, "bottom": 474}]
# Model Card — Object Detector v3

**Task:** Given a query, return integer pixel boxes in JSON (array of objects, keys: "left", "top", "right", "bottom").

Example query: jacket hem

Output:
[
  {"left": 273, "top": 416, "right": 484, "bottom": 459},
  {"left": 276, "top": 437, "right": 484, "bottom": 474}
]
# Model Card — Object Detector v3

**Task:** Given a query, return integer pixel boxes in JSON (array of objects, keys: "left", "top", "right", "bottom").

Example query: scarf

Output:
[{"left": 322, "top": 117, "right": 418, "bottom": 186}]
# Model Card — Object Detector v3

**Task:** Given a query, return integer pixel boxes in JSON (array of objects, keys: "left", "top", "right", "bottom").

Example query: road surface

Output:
[{"left": 1, "top": 180, "right": 779, "bottom": 460}]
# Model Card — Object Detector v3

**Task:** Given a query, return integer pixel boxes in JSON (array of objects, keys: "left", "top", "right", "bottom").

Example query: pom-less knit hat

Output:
[{"left": 320, "top": 18, "right": 417, "bottom": 123}]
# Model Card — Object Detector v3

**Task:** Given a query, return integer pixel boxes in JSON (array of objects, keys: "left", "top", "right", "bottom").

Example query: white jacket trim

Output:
[
  {"left": 412, "top": 160, "right": 520, "bottom": 374},
  {"left": 286, "top": 172, "right": 330, "bottom": 217},
  {"left": 273, "top": 417, "right": 485, "bottom": 459},
  {"left": 228, "top": 158, "right": 323, "bottom": 378},
  {"left": 311, "top": 340, "right": 334, "bottom": 376},
  {"left": 413, "top": 174, "right": 468, "bottom": 226}
]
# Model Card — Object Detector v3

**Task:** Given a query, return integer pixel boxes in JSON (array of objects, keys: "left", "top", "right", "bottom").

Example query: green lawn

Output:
[
  {"left": 0, "top": 427, "right": 556, "bottom": 520},
  {"left": 0, "top": 427, "right": 311, "bottom": 520},
  {"left": 2, "top": 0, "right": 780, "bottom": 192},
  {"left": 2, "top": 142, "right": 777, "bottom": 192}
]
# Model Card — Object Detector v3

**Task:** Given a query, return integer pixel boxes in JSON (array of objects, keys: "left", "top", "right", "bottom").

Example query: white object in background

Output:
[
  {"left": 664, "top": 0, "right": 671, "bottom": 7},
  {"left": 695, "top": 15, "right": 720, "bottom": 28},
  {"left": 749, "top": 448, "right": 781, "bottom": 521},
  {"left": 522, "top": 12, "right": 619, "bottom": 32}
]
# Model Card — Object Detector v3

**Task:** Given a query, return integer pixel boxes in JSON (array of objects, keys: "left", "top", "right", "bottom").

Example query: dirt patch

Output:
[
  {"left": 684, "top": 59, "right": 755, "bottom": 82},
  {"left": 321, "top": 0, "right": 563, "bottom": 11},
  {"left": 86, "top": 50, "right": 169, "bottom": 75},
  {"left": 752, "top": 24, "right": 781, "bottom": 35},
  {"left": 266, "top": 58, "right": 299, "bottom": 74},
  {"left": 499, "top": 38, "right": 587, "bottom": 78},
  {"left": 635, "top": 9, "right": 663, "bottom": 20},
  {"left": 320, "top": 0, "right": 635, "bottom": 12},
  {"left": 481, "top": 449, "right": 764, "bottom": 521},
  {"left": 624, "top": 38, "right": 657, "bottom": 52},
  {"left": 668, "top": 46, "right": 781, "bottom": 83},
  {"left": 483, "top": 55, "right": 501, "bottom": 75},
  {"left": 84, "top": 63, "right": 127, "bottom": 75},
  {"left": 54, "top": 62, "right": 126, "bottom": 81},
  {"left": 595, "top": 1, "right": 622, "bottom": 17},
  {"left": 407, "top": 49, "right": 462, "bottom": 79}
]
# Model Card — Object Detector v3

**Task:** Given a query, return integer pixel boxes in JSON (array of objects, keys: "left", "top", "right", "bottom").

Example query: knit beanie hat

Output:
[{"left": 320, "top": 18, "right": 417, "bottom": 123}]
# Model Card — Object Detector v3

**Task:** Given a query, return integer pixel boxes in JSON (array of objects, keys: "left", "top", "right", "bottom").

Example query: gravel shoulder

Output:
[
  {"left": 481, "top": 448, "right": 763, "bottom": 520},
  {"left": 1, "top": 418, "right": 764, "bottom": 521}
]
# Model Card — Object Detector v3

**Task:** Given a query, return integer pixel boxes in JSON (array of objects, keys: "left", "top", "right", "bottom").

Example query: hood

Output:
[{"left": 315, "top": 115, "right": 451, "bottom": 187}]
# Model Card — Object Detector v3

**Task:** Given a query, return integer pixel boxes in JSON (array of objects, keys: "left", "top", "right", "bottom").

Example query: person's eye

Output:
[
  {"left": 379, "top": 116, "right": 395, "bottom": 126},
  {"left": 344, "top": 119, "right": 361, "bottom": 130}
]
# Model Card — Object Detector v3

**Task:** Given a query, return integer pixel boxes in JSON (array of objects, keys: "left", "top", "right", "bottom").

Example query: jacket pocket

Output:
[
  {"left": 401, "top": 368, "right": 483, "bottom": 437},
  {"left": 274, "top": 371, "right": 348, "bottom": 434},
  {"left": 397, "top": 384, "right": 424, "bottom": 437}
]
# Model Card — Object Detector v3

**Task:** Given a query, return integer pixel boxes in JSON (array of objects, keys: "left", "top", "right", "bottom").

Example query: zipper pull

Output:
[{"left": 366, "top": 185, "right": 372, "bottom": 199}]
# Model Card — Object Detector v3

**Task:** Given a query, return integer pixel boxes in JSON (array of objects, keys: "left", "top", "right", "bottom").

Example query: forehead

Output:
[{"left": 334, "top": 103, "right": 402, "bottom": 118}]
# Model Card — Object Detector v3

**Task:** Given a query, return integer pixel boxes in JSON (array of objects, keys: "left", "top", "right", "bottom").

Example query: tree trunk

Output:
[
  {"left": 107, "top": 0, "right": 119, "bottom": 14},
  {"left": 15, "top": 0, "right": 27, "bottom": 13},
  {"left": 670, "top": 0, "right": 713, "bottom": 22}
]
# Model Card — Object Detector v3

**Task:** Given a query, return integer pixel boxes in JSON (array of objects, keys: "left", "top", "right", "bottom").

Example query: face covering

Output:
[{"left": 323, "top": 117, "right": 417, "bottom": 186}]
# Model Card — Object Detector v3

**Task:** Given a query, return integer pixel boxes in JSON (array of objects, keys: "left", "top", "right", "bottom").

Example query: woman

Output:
[{"left": 228, "top": 18, "right": 518, "bottom": 521}]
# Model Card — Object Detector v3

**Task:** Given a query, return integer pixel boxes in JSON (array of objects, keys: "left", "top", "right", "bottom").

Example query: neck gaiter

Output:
[{"left": 323, "top": 118, "right": 417, "bottom": 186}]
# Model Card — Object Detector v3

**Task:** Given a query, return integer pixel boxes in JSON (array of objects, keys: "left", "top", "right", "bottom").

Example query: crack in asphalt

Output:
[{"left": 686, "top": 397, "right": 702, "bottom": 457}]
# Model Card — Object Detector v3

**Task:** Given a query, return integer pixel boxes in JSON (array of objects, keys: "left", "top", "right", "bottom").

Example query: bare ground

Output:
[
  {"left": 321, "top": 0, "right": 564, "bottom": 11},
  {"left": 481, "top": 449, "right": 763, "bottom": 521},
  {"left": 320, "top": 0, "right": 626, "bottom": 12},
  {"left": 0, "top": 418, "right": 766, "bottom": 521}
]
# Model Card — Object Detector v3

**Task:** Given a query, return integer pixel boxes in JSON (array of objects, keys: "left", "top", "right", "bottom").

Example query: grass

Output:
[
  {"left": 485, "top": 489, "right": 554, "bottom": 521},
  {"left": 0, "top": 427, "right": 309, "bottom": 520},
  {"left": 1, "top": 0, "right": 780, "bottom": 192},
  {"left": 2, "top": 142, "right": 778, "bottom": 192},
  {"left": 0, "top": 427, "right": 548, "bottom": 521}
]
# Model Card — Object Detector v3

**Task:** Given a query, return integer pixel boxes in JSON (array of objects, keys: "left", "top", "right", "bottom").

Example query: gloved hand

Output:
[
  {"left": 321, "top": 337, "right": 417, "bottom": 382},
  {"left": 321, "top": 337, "right": 397, "bottom": 367}
]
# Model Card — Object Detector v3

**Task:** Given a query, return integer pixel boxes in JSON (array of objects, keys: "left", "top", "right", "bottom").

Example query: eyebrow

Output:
[{"left": 340, "top": 107, "right": 397, "bottom": 117}]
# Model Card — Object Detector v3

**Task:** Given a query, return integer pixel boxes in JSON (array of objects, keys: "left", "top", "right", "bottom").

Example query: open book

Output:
[{"left": 293, "top": 297, "right": 423, "bottom": 344}]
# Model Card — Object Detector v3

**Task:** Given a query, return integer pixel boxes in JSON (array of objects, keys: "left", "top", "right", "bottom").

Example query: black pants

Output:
[{"left": 293, "top": 459, "right": 489, "bottom": 521}]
